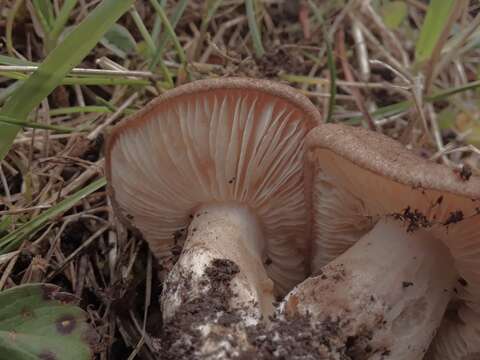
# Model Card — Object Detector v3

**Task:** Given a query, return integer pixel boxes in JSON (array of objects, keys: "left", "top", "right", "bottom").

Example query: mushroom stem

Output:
[
  {"left": 162, "top": 203, "right": 274, "bottom": 356},
  {"left": 282, "top": 218, "right": 457, "bottom": 359}
]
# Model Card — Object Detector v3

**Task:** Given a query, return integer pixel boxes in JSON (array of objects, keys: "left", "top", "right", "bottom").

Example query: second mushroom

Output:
[{"left": 282, "top": 123, "right": 480, "bottom": 359}]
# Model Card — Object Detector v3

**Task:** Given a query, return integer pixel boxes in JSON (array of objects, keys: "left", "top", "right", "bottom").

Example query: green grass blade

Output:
[
  {"left": 0, "top": 177, "right": 106, "bottom": 254},
  {"left": 0, "top": 55, "right": 35, "bottom": 66},
  {"left": 0, "top": 71, "right": 150, "bottom": 86},
  {"left": 48, "top": 0, "right": 78, "bottom": 48},
  {"left": 48, "top": 106, "right": 112, "bottom": 116},
  {"left": 148, "top": 0, "right": 187, "bottom": 65},
  {"left": 148, "top": 0, "right": 188, "bottom": 87},
  {"left": 346, "top": 79, "right": 480, "bottom": 124},
  {"left": 0, "top": 0, "right": 135, "bottom": 162},
  {"left": 0, "top": 82, "right": 22, "bottom": 105},
  {"left": 32, "top": 0, "right": 55, "bottom": 33},
  {"left": 415, "top": 0, "right": 455, "bottom": 63},
  {"left": 0, "top": 115, "right": 77, "bottom": 133},
  {"left": 130, "top": 6, "right": 156, "bottom": 55},
  {"left": 245, "top": 0, "right": 265, "bottom": 57}
]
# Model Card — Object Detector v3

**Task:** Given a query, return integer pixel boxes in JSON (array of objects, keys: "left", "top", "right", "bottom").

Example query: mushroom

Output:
[
  {"left": 281, "top": 123, "right": 480, "bottom": 359},
  {"left": 105, "top": 78, "right": 321, "bottom": 355}
]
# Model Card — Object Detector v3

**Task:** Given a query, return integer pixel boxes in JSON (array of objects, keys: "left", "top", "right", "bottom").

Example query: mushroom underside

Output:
[{"left": 106, "top": 80, "right": 323, "bottom": 357}]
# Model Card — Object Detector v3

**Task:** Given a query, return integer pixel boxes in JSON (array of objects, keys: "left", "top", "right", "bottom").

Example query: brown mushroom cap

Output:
[
  {"left": 306, "top": 124, "right": 480, "bottom": 272},
  {"left": 106, "top": 78, "right": 321, "bottom": 294},
  {"left": 306, "top": 123, "right": 480, "bottom": 357}
]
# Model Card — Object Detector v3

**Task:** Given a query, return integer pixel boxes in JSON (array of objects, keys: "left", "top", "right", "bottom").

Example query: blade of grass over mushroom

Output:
[
  {"left": 0, "top": 283, "right": 93, "bottom": 360},
  {"left": 0, "top": 177, "right": 106, "bottom": 254},
  {"left": 245, "top": 0, "right": 265, "bottom": 57},
  {"left": 0, "top": 0, "right": 135, "bottom": 162},
  {"left": 415, "top": 0, "right": 456, "bottom": 64}
]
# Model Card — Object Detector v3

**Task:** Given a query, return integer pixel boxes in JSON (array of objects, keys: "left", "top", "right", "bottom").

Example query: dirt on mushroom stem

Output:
[
  {"left": 283, "top": 217, "right": 458, "bottom": 360},
  {"left": 160, "top": 257, "right": 390, "bottom": 360},
  {"left": 158, "top": 258, "right": 251, "bottom": 359}
]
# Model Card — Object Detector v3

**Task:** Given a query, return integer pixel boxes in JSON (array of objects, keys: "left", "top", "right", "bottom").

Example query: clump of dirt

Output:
[
  {"left": 159, "top": 258, "right": 244, "bottom": 359},
  {"left": 454, "top": 164, "right": 472, "bottom": 181},
  {"left": 390, "top": 207, "right": 432, "bottom": 232},
  {"left": 443, "top": 210, "right": 464, "bottom": 226},
  {"left": 241, "top": 313, "right": 390, "bottom": 360}
]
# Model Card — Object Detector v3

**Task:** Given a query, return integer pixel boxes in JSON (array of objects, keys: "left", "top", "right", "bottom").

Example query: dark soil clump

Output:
[
  {"left": 391, "top": 207, "right": 432, "bottom": 232},
  {"left": 159, "top": 258, "right": 243, "bottom": 359},
  {"left": 242, "top": 313, "right": 390, "bottom": 360},
  {"left": 443, "top": 210, "right": 464, "bottom": 226}
]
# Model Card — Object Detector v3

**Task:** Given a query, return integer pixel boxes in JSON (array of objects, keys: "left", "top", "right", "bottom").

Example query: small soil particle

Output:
[
  {"left": 455, "top": 164, "right": 472, "bottom": 181},
  {"left": 443, "top": 210, "right": 464, "bottom": 226}
]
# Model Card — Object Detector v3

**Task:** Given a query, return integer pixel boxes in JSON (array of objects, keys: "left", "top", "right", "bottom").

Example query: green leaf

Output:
[
  {"left": 0, "top": 177, "right": 106, "bottom": 253},
  {"left": 0, "top": 283, "right": 94, "bottom": 360},
  {"left": 100, "top": 23, "right": 138, "bottom": 58},
  {"left": 381, "top": 1, "right": 407, "bottom": 29},
  {"left": 0, "top": 0, "right": 135, "bottom": 162},
  {"left": 415, "top": 0, "right": 456, "bottom": 63}
]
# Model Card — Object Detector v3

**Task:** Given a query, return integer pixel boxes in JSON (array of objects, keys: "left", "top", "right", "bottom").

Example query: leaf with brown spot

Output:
[{"left": 0, "top": 283, "right": 95, "bottom": 359}]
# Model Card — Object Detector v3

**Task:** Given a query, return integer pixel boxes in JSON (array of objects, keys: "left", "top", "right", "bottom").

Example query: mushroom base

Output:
[
  {"left": 282, "top": 218, "right": 457, "bottom": 360},
  {"left": 161, "top": 203, "right": 274, "bottom": 358}
]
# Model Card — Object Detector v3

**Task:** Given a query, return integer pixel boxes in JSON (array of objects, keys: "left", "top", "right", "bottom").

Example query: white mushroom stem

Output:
[
  {"left": 162, "top": 203, "right": 274, "bottom": 345},
  {"left": 282, "top": 218, "right": 457, "bottom": 360}
]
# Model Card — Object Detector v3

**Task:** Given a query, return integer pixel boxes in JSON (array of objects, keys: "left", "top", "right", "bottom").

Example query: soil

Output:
[
  {"left": 455, "top": 164, "right": 473, "bottom": 181},
  {"left": 159, "top": 258, "right": 244, "bottom": 360},
  {"left": 391, "top": 207, "right": 432, "bottom": 232},
  {"left": 443, "top": 210, "right": 464, "bottom": 226},
  {"left": 159, "top": 257, "right": 391, "bottom": 360},
  {"left": 241, "top": 312, "right": 390, "bottom": 360}
]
